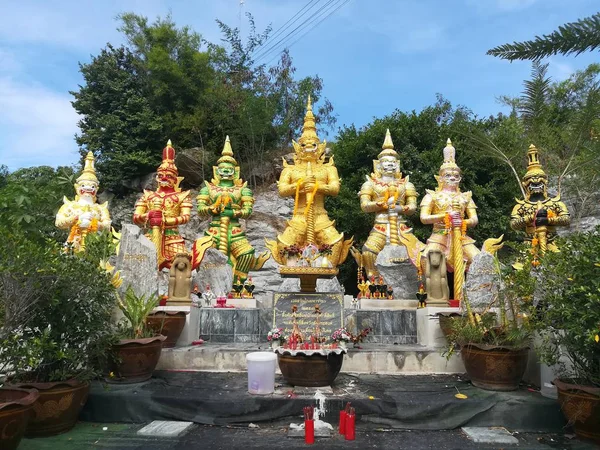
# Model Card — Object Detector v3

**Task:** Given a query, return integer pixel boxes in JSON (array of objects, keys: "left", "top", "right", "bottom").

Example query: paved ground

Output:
[{"left": 18, "top": 421, "right": 598, "bottom": 450}]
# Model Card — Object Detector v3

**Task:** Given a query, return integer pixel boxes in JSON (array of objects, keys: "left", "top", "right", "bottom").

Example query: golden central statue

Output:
[
  {"left": 56, "top": 152, "right": 111, "bottom": 252},
  {"left": 351, "top": 129, "right": 419, "bottom": 278},
  {"left": 511, "top": 144, "right": 570, "bottom": 254},
  {"left": 267, "top": 97, "right": 352, "bottom": 267},
  {"left": 420, "top": 139, "right": 479, "bottom": 302}
]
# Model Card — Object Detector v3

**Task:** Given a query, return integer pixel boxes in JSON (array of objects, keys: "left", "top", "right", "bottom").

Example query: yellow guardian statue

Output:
[
  {"left": 133, "top": 140, "right": 212, "bottom": 270},
  {"left": 510, "top": 144, "right": 570, "bottom": 254},
  {"left": 351, "top": 129, "right": 420, "bottom": 277},
  {"left": 420, "top": 139, "right": 479, "bottom": 302},
  {"left": 196, "top": 136, "right": 269, "bottom": 283},
  {"left": 266, "top": 96, "right": 353, "bottom": 268},
  {"left": 55, "top": 152, "right": 111, "bottom": 252}
]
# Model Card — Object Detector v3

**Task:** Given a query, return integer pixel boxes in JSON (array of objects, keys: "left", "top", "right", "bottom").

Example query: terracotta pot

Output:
[
  {"left": 277, "top": 352, "right": 344, "bottom": 387},
  {"left": 555, "top": 378, "right": 600, "bottom": 444},
  {"left": 7, "top": 380, "right": 89, "bottom": 437},
  {"left": 146, "top": 311, "right": 187, "bottom": 348},
  {"left": 460, "top": 344, "right": 529, "bottom": 391},
  {"left": 0, "top": 387, "right": 39, "bottom": 449},
  {"left": 437, "top": 313, "right": 462, "bottom": 339},
  {"left": 107, "top": 335, "right": 166, "bottom": 384}
]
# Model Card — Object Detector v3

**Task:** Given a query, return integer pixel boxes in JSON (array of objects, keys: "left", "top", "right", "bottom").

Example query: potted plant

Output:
[
  {"left": 266, "top": 327, "right": 285, "bottom": 350},
  {"left": 145, "top": 310, "right": 188, "bottom": 348},
  {"left": 444, "top": 249, "right": 534, "bottom": 391},
  {"left": 280, "top": 245, "right": 302, "bottom": 266},
  {"left": 0, "top": 387, "right": 40, "bottom": 450},
  {"left": 107, "top": 286, "right": 166, "bottom": 383},
  {"left": 0, "top": 230, "right": 117, "bottom": 437},
  {"left": 535, "top": 228, "right": 600, "bottom": 443}
]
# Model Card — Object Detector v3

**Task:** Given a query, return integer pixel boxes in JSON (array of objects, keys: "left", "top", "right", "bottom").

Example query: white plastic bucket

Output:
[{"left": 246, "top": 352, "right": 277, "bottom": 395}]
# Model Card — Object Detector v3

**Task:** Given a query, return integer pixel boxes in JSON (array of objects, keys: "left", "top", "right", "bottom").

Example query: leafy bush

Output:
[
  {"left": 116, "top": 287, "right": 160, "bottom": 339},
  {"left": 535, "top": 227, "right": 600, "bottom": 387},
  {"left": 444, "top": 248, "right": 535, "bottom": 358},
  {"left": 0, "top": 229, "right": 117, "bottom": 382}
]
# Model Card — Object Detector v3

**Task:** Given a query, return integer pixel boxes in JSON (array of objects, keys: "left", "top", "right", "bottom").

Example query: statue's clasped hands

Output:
[
  {"left": 449, "top": 211, "right": 463, "bottom": 227},
  {"left": 303, "top": 176, "right": 316, "bottom": 193},
  {"left": 78, "top": 211, "right": 94, "bottom": 229},
  {"left": 148, "top": 210, "right": 163, "bottom": 227}
]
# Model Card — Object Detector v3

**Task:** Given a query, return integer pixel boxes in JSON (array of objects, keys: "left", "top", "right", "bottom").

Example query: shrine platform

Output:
[
  {"left": 80, "top": 371, "right": 565, "bottom": 432},
  {"left": 156, "top": 343, "right": 463, "bottom": 374}
]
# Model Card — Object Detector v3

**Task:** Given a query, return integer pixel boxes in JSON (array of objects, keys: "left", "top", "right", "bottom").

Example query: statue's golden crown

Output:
[
  {"left": 523, "top": 144, "right": 547, "bottom": 180},
  {"left": 76, "top": 152, "right": 99, "bottom": 185},
  {"left": 292, "top": 96, "right": 327, "bottom": 159},
  {"left": 439, "top": 138, "right": 460, "bottom": 174}
]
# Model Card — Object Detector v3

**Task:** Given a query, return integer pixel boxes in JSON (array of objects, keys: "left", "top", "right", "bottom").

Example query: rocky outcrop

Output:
[{"left": 114, "top": 224, "right": 159, "bottom": 298}]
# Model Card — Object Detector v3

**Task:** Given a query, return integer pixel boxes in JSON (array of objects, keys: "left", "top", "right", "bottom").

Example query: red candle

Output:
[
  {"left": 305, "top": 419, "right": 315, "bottom": 444},
  {"left": 345, "top": 412, "right": 355, "bottom": 440},
  {"left": 339, "top": 411, "right": 347, "bottom": 434}
]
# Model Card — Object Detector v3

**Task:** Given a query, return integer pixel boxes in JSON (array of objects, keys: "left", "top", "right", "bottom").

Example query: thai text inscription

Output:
[{"left": 273, "top": 292, "right": 344, "bottom": 338}]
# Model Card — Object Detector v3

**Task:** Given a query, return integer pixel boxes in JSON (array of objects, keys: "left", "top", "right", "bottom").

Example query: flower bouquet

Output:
[
  {"left": 267, "top": 327, "right": 285, "bottom": 349},
  {"left": 331, "top": 328, "right": 351, "bottom": 349}
]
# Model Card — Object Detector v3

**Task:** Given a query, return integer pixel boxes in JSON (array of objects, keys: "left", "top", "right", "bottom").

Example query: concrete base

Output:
[
  {"left": 153, "top": 305, "right": 199, "bottom": 347},
  {"left": 360, "top": 298, "right": 418, "bottom": 310},
  {"left": 221, "top": 297, "right": 257, "bottom": 308},
  {"left": 416, "top": 306, "right": 460, "bottom": 348},
  {"left": 156, "top": 343, "right": 465, "bottom": 374}
]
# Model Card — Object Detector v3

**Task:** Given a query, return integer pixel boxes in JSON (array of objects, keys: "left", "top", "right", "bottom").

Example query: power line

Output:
[
  {"left": 252, "top": 0, "right": 320, "bottom": 56},
  {"left": 259, "top": 0, "right": 351, "bottom": 66},
  {"left": 252, "top": 0, "right": 339, "bottom": 64}
]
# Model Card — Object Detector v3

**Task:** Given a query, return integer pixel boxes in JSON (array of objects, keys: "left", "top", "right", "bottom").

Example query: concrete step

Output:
[{"left": 156, "top": 343, "right": 465, "bottom": 374}]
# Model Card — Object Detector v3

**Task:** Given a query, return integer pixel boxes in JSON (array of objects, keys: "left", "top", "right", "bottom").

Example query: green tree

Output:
[
  {"left": 71, "top": 44, "right": 164, "bottom": 194},
  {"left": 487, "top": 12, "right": 600, "bottom": 61},
  {"left": 0, "top": 166, "right": 75, "bottom": 244}
]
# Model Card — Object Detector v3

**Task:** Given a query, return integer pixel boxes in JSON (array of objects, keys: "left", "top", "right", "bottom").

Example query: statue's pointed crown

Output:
[
  {"left": 298, "top": 95, "right": 320, "bottom": 147},
  {"left": 158, "top": 139, "right": 178, "bottom": 176},
  {"left": 217, "top": 135, "right": 237, "bottom": 165},
  {"left": 523, "top": 144, "right": 547, "bottom": 180},
  {"left": 439, "top": 138, "right": 460, "bottom": 173},
  {"left": 76, "top": 151, "right": 99, "bottom": 184},
  {"left": 377, "top": 129, "right": 399, "bottom": 159}
]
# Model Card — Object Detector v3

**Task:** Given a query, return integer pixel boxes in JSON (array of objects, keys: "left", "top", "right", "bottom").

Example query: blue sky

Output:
[{"left": 0, "top": 0, "right": 598, "bottom": 170}]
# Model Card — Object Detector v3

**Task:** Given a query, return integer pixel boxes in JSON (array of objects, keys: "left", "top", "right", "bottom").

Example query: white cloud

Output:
[{"left": 0, "top": 76, "right": 80, "bottom": 169}]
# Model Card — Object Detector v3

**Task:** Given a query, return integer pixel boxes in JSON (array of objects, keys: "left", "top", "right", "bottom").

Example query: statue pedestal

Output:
[
  {"left": 216, "top": 298, "right": 257, "bottom": 308},
  {"left": 153, "top": 305, "right": 200, "bottom": 347},
  {"left": 416, "top": 306, "right": 460, "bottom": 348},
  {"left": 358, "top": 298, "right": 418, "bottom": 310},
  {"left": 279, "top": 266, "right": 338, "bottom": 293}
]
